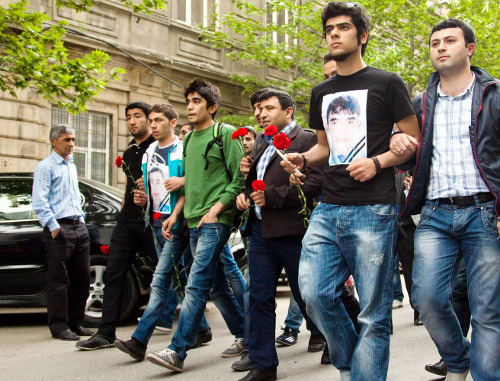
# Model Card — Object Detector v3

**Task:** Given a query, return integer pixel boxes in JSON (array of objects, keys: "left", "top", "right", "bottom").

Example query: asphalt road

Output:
[{"left": 1, "top": 286, "right": 448, "bottom": 381}]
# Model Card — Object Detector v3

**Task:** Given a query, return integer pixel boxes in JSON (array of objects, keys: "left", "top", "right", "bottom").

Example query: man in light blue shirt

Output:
[{"left": 32, "top": 124, "right": 93, "bottom": 341}]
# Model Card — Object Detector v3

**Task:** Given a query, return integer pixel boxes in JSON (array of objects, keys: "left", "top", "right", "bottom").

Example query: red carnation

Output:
[
  {"left": 232, "top": 128, "right": 249, "bottom": 139},
  {"left": 115, "top": 156, "right": 123, "bottom": 168},
  {"left": 264, "top": 125, "right": 278, "bottom": 136},
  {"left": 252, "top": 180, "right": 266, "bottom": 192},
  {"left": 273, "top": 133, "right": 291, "bottom": 151},
  {"left": 100, "top": 245, "right": 110, "bottom": 255},
  {"left": 231, "top": 130, "right": 239, "bottom": 139},
  {"left": 153, "top": 212, "right": 161, "bottom": 220}
]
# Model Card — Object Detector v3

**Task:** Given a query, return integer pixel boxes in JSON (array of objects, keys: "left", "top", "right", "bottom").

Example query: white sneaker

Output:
[
  {"left": 340, "top": 370, "right": 351, "bottom": 381},
  {"left": 446, "top": 370, "right": 470, "bottom": 381},
  {"left": 392, "top": 300, "right": 403, "bottom": 309}
]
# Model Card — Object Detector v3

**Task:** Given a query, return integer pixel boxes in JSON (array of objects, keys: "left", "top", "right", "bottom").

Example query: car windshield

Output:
[{"left": 79, "top": 178, "right": 124, "bottom": 199}]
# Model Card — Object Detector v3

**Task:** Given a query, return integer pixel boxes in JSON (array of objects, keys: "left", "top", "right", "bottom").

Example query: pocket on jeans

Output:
[
  {"left": 417, "top": 204, "right": 435, "bottom": 226},
  {"left": 368, "top": 204, "right": 395, "bottom": 218},
  {"left": 481, "top": 202, "right": 498, "bottom": 235}
]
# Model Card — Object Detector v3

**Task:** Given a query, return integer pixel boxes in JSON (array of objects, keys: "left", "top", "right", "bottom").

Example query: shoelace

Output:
[
  {"left": 157, "top": 348, "right": 175, "bottom": 357},
  {"left": 230, "top": 339, "right": 244, "bottom": 349}
]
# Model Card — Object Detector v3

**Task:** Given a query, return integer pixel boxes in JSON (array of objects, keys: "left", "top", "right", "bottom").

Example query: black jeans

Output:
[
  {"left": 43, "top": 220, "right": 90, "bottom": 333},
  {"left": 98, "top": 219, "right": 155, "bottom": 337},
  {"left": 247, "top": 220, "right": 319, "bottom": 371}
]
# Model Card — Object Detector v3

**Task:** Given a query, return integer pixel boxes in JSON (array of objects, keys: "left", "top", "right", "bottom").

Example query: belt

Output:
[
  {"left": 57, "top": 217, "right": 82, "bottom": 225},
  {"left": 435, "top": 192, "right": 494, "bottom": 206}
]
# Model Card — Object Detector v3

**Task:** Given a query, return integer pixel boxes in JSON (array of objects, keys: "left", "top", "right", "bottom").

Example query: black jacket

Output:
[
  {"left": 243, "top": 125, "right": 323, "bottom": 239},
  {"left": 401, "top": 66, "right": 500, "bottom": 218}
]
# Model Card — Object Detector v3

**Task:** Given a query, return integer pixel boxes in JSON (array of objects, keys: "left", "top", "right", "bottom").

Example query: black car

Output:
[{"left": 0, "top": 173, "right": 156, "bottom": 326}]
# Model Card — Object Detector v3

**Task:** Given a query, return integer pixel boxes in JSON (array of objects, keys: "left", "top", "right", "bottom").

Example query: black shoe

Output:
[
  {"left": 191, "top": 328, "right": 212, "bottom": 348},
  {"left": 321, "top": 343, "right": 331, "bottom": 365},
  {"left": 308, "top": 332, "right": 326, "bottom": 352},
  {"left": 425, "top": 359, "right": 448, "bottom": 376},
  {"left": 232, "top": 353, "right": 253, "bottom": 372},
  {"left": 275, "top": 326, "right": 298, "bottom": 346},
  {"left": 76, "top": 333, "right": 116, "bottom": 350},
  {"left": 115, "top": 338, "right": 146, "bottom": 361},
  {"left": 70, "top": 325, "right": 94, "bottom": 336},
  {"left": 238, "top": 368, "right": 277, "bottom": 381},
  {"left": 52, "top": 329, "right": 80, "bottom": 341},
  {"left": 414, "top": 318, "right": 423, "bottom": 326}
]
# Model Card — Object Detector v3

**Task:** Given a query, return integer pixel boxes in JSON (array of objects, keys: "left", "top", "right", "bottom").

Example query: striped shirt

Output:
[
  {"left": 255, "top": 121, "right": 296, "bottom": 219},
  {"left": 32, "top": 151, "right": 84, "bottom": 232},
  {"left": 427, "top": 74, "right": 489, "bottom": 199}
]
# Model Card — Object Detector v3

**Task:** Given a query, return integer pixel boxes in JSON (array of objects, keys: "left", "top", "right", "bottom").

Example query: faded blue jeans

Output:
[
  {"left": 299, "top": 203, "right": 397, "bottom": 381},
  {"left": 284, "top": 294, "right": 303, "bottom": 332},
  {"left": 169, "top": 223, "right": 245, "bottom": 359},
  {"left": 132, "top": 227, "right": 209, "bottom": 345},
  {"left": 220, "top": 244, "right": 246, "bottom": 313},
  {"left": 412, "top": 199, "right": 500, "bottom": 380}
]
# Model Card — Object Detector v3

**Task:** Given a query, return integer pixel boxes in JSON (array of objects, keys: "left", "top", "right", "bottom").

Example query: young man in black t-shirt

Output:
[{"left": 283, "top": 2, "right": 419, "bottom": 380}]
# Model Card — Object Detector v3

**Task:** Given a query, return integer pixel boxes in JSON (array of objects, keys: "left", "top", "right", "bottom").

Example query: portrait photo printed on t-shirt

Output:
[
  {"left": 321, "top": 89, "right": 368, "bottom": 166},
  {"left": 148, "top": 152, "right": 171, "bottom": 215}
]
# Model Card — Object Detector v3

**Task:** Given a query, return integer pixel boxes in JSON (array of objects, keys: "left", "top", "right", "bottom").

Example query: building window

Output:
[
  {"left": 266, "top": 1, "right": 295, "bottom": 45},
  {"left": 51, "top": 107, "right": 111, "bottom": 184},
  {"left": 177, "top": 0, "right": 218, "bottom": 27}
]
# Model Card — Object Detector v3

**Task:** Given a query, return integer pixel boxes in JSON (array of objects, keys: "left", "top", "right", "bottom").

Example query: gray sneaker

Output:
[
  {"left": 221, "top": 338, "right": 247, "bottom": 358},
  {"left": 147, "top": 348, "right": 184, "bottom": 372}
]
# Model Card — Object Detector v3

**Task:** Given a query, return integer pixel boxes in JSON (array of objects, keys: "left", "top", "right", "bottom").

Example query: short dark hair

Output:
[
  {"left": 326, "top": 95, "right": 361, "bottom": 120},
  {"left": 250, "top": 88, "right": 271, "bottom": 107},
  {"left": 321, "top": 1, "right": 371, "bottom": 56},
  {"left": 259, "top": 89, "right": 296, "bottom": 120},
  {"left": 243, "top": 126, "right": 257, "bottom": 139},
  {"left": 125, "top": 101, "right": 151, "bottom": 118},
  {"left": 430, "top": 18, "right": 476, "bottom": 46},
  {"left": 184, "top": 78, "right": 221, "bottom": 118},
  {"left": 149, "top": 103, "right": 179, "bottom": 121},
  {"left": 323, "top": 53, "right": 336, "bottom": 64}
]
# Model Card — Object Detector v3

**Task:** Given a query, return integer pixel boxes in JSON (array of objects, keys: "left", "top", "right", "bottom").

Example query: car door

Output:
[{"left": 0, "top": 176, "right": 46, "bottom": 298}]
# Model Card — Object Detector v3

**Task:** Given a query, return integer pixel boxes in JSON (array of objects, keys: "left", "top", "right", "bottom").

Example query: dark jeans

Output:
[
  {"left": 247, "top": 220, "right": 319, "bottom": 372},
  {"left": 98, "top": 219, "right": 155, "bottom": 337},
  {"left": 43, "top": 220, "right": 90, "bottom": 333}
]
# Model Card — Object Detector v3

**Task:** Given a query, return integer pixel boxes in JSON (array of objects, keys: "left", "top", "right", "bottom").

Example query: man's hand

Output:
[
  {"left": 497, "top": 219, "right": 500, "bottom": 236},
  {"left": 250, "top": 190, "right": 265, "bottom": 207},
  {"left": 135, "top": 177, "right": 145, "bottom": 191},
  {"left": 165, "top": 177, "right": 185, "bottom": 192},
  {"left": 51, "top": 228, "right": 60, "bottom": 239},
  {"left": 281, "top": 153, "right": 304, "bottom": 175},
  {"left": 197, "top": 208, "right": 219, "bottom": 227},
  {"left": 346, "top": 158, "right": 377, "bottom": 182},
  {"left": 289, "top": 172, "right": 306, "bottom": 187},
  {"left": 240, "top": 156, "right": 252, "bottom": 178},
  {"left": 404, "top": 176, "right": 413, "bottom": 190},
  {"left": 162, "top": 215, "right": 178, "bottom": 240},
  {"left": 390, "top": 133, "right": 419, "bottom": 156},
  {"left": 133, "top": 189, "right": 147, "bottom": 206},
  {"left": 236, "top": 193, "right": 250, "bottom": 211}
]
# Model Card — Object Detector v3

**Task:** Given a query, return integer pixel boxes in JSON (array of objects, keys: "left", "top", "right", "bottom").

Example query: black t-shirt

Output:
[
  {"left": 118, "top": 134, "right": 155, "bottom": 222},
  {"left": 309, "top": 66, "right": 414, "bottom": 205}
]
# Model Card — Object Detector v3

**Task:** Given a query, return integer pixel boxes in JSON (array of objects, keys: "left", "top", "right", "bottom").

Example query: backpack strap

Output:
[
  {"left": 182, "top": 130, "right": 193, "bottom": 158},
  {"left": 201, "top": 123, "right": 232, "bottom": 182}
]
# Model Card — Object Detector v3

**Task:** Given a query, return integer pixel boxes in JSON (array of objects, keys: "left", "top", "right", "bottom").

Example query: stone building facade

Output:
[{"left": 0, "top": 0, "right": 280, "bottom": 188}]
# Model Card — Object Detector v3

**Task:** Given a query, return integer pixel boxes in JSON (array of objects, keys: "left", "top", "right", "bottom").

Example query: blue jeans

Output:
[
  {"left": 412, "top": 200, "right": 500, "bottom": 380},
  {"left": 284, "top": 294, "right": 303, "bottom": 332},
  {"left": 132, "top": 227, "right": 209, "bottom": 345},
  {"left": 299, "top": 203, "right": 397, "bottom": 380},
  {"left": 221, "top": 244, "right": 246, "bottom": 312},
  {"left": 393, "top": 252, "right": 404, "bottom": 302},
  {"left": 247, "top": 220, "right": 318, "bottom": 371},
  {"left": 169, "top": 223, "right": 244, "bottom": 359}
]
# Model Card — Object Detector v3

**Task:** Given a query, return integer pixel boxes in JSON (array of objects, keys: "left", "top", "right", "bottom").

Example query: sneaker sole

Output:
[
  {"left": 114, "top": 340, "right": 145, "bottom": 361},
  {"left": 146, "top": 354, "right": 183, "bottom": 372},
  {"left": 221, "top": 348, "right": 247, "bottom": 358},
  {"left": 276, "top": 338, "right": 297, "bottom": 346},
  {"left": 76, "top": 343, "right": 115, "bottom": 351}
]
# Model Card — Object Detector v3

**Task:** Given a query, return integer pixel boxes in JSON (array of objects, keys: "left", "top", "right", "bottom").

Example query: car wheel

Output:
[{"left": 84, "top": 254, "right": 139, "bottom": 327}]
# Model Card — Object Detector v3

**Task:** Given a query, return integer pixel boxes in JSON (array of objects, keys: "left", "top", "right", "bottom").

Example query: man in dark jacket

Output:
[
  {"left": 235, "top": 89, "right": 324, "bottom": 381},
  {"left": 393, "top": 19, "right": 499, "bottom": 381}
]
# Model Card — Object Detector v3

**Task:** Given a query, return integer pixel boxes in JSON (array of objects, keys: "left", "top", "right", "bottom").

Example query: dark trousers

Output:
[
  {"left": 247, "top": 220, "right": 319, "bottom": 372},
  {"left": 340, "top": 285, "right": 361, "bottom": 334},
  {"left": 397, "top": 222, "right": 417, "bottom": 318},
  {"left": 43, "top": 221, "right": 90, "bottom": 333},
  {"left": 98, "top": 219, "right": 155, "bottom": 336}
]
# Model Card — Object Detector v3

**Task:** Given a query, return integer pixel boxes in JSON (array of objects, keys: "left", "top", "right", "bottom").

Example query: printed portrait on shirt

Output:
[
  {"left": 148, "top": 151, "right": 171, "bottom": 214},
  {"left": 321, "top": 90, "right": 368, "bottom": 166}
]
